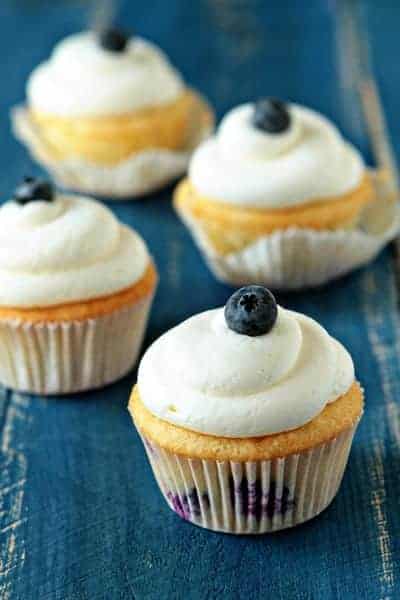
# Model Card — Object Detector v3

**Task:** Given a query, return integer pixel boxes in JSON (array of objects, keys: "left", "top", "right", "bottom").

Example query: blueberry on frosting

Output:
[
  {"left": 224, "top": 285, "right": 278, "bottom": 337},
  {"left": 252, "top": 98, "right": 291, "bottom": 134},
  {"left": 99, "top": 27, "right": 129, "bottom": 53},
  {"left": 14, "top": 176, "right": 54, "bottom": 205}
]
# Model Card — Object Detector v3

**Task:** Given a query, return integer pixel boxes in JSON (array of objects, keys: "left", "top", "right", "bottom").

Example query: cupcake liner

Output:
[
  {"left": 11, "top": 95, "right": 213, "bottom": 199},
  {"left": 0, "top": 293, "right": 154, "bottom": 395},
  {"left": 139, "top": 421, "right": 359, "bottom": 534},
  {"left": 177, "top": 173, "right": 400, "bottom": 290}
]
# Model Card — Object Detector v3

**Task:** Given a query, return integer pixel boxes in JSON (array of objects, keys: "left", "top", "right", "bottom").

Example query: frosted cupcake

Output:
[
  {"left": 129, "top": 286, "right": 363, "bottom": 534},
  {"left": 175, "top": 98, "right": 398, "bottom": 288},
  {"left": 0, "top": 177, "right": 157, "bottom": 394},
  {"left": 12, "top": 29, "right": 213, "bottom": 198}
]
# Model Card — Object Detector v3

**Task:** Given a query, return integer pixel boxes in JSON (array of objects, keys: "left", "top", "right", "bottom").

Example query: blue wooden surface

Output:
[{"left": 0, "top": 1, "right": 399, "bottom": 599}]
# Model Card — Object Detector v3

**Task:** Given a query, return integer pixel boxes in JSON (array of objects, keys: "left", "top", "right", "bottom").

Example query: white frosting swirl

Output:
[
  {"left": 138, "top": 307, "right": 354, "bottom": 437},
  {"left": 27, "top": 32, "right": 184, "bottom": 117},
  {"left": 189, "top": 103, "right": 365, "bottom": 208},
  {"left": 0, "top": 194, "right": 150, "bottom": 307}
]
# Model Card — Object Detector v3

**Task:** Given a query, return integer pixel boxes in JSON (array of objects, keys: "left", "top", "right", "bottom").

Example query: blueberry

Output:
[
  {"left": 252, "top": 98, "right": 291, "bottom": 134},
  {"left": 224, "top": 285, "right": 278, "bottom": 337},
  {"left": 14, "top": 177, "right": 54, "bottom": 205},
  {"left": 99, "top": 27, "right": 128, "bottom": 53}
]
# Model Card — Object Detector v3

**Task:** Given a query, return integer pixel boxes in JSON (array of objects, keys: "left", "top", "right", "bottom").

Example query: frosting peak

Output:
[
  {"left": 0, "top": 194, "right": 149, "bottom": 307},
  {"left": 138, "top": 306, "right": 354, "bottom": 437},
  {"left": 189, "top": 103, "right": 365, "bottom": 208},
  {"left": 27, "top": 32, "right": 184, "bottom": 117},
  {"left": 219, "top": 104, "right": 302, "bottom": 160}
]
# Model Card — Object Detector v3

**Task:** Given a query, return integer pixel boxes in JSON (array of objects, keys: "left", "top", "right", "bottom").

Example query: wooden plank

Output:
[{"left": 0, "top": 1, "right": 399, "bottom": 599}]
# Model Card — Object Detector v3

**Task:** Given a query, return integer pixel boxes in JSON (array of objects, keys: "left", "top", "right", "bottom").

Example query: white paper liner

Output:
[
  {"left": 0, "top": 293, "right": 154, "bottom": 395},
  {"left": 177, "top": 173, "right": 400, "bottom": 289},
  {"left": 140, "top": 422, "right": 359, "bottom": 534},
  {"left": 11, "top": 95, "right": 213, "bottom": 199}
]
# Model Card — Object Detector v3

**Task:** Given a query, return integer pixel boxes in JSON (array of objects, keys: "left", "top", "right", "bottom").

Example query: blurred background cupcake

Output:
[
  {"left": 175, "top": 98, "right": 399, "bottom": 289},
  {"left": 0, "top": 177, "right": 157, "bottom": 394},
  {"left": 12, "top": 28, "right": 214, "bottom": 199}
]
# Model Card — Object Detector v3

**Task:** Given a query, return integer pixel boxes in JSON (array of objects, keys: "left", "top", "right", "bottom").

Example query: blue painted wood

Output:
[{"left": 0, "top": 1, "right": 399, "bottom": 599}]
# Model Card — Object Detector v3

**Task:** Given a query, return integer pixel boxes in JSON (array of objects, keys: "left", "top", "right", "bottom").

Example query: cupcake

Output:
[
  {"left": 12, "top": 29, "right": 214, "bottom": 198},
  {"left": 175, "top": 98, "right": 398, "bottom": 289},
  {"left": 0, "top": 177, "right": 157, "bottom": 394},
  {"left": 129, "top": 286, "right": 363, "bottom": 534}
]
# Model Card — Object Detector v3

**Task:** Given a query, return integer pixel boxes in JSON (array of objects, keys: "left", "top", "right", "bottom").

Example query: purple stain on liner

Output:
[
  {"left": 167, "top": 488, "right": 210, "bottom": 521},
  {"left": 229, "top": 476, "right": 294, "bottom": 520},
  {"left": 144, "top": 438, "right": 157, "bottom": 456}
]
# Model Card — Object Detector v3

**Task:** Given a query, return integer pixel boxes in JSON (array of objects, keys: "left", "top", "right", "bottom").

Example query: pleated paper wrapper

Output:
[
  {"left": 139, "top": 420, "right": 359, "bottom": 534},
  {"left": 177, "top": 174, "right": 400, "bottom": 290},
  {"left": 11, "top": 96, "right": 213, "bottom": 199},
  {"left": 0, "top": 293, "right": 154, "bottom": 395}
]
